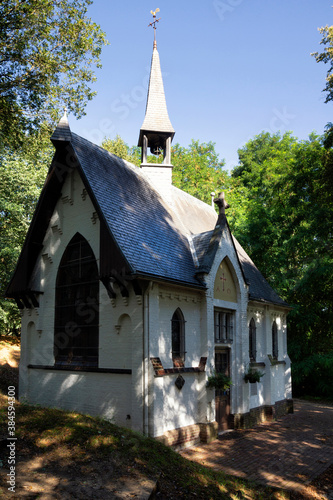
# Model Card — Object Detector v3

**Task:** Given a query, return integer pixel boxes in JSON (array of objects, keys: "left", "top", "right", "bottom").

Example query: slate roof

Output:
[
  {"left": 72, "top": 132, "right": 288, "bottom": 306},
  {"left": 50, "top": 111, "right": 72, "bottom": 143},
  {"left": 233, "top": 238, "right": 289, "bottom": 307},
  {"left": 192, "top": 229, "right": 288, "bottom": 307},
  {"left": 70, "top": 132, "right": 212, "bottom": 288},
  {"left": 6, "top": 118, "right": 288, "bottom": 307}
]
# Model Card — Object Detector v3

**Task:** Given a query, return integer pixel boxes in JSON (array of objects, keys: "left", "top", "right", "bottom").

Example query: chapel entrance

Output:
[{"left": 215, "top": 349, "right": 231, "bottom": 432}]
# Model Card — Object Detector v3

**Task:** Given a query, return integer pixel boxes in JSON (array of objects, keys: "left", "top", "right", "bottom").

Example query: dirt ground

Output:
[{"left": 0, "top": 339, "right": 20, "bottom": 368}]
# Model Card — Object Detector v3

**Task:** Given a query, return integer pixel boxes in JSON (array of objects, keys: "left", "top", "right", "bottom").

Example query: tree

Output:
[
  {"left": 312, "top": 23, "right": 333, "bottom": 103},
  {"left": 230, "top": 132, "right": 298, "bottom": 295},
  {"left": 230, "top": 131, "right": 333, "bottom": 397},
  {"left": 0, "top": 0, "right": 108, "bottom": 146},
  {"left": 172, "top": 140, "right": 227, "bottom": 205},
  {"left": 101, "top": 136, "right": 141, "bottom": 166},
  {"left": 0, "top": 127, "right": 53, "bottom": 335}
]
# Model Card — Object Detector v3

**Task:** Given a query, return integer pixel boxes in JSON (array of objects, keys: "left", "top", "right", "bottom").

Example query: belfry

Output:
[{"left": 138, "top": 10, "right": 175, "bottom": 166}]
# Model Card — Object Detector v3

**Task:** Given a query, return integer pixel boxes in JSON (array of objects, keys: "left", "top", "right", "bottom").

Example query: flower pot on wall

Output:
[
  {"left": 206, "top": 372, "right": 232, "bottom": 390},
  {"left": 244, "top": 367, "right": 265, "bottom": 384}
]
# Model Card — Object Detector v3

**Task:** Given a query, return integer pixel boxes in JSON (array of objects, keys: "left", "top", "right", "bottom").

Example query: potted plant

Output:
[
  {"left": 206, "top": 371, "right": 232, "bottom": 390},
  {"left": 244, "top": 365, "right": 265, "bottom": 384}
]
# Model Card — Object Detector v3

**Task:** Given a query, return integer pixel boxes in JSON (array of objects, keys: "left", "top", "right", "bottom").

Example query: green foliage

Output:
[
  {"left": 172, "top": 140, "right": 227, "bottom": 205},
  {"left": 291, "top": 352, "right": 333, "bottom": 398},
  {"left": 206, "top": 371, "right": 232, "bottom": 390},
  {"left": 102, "top": 137, "right": 228, "bottom": 208},
  {"left": 101, "top": 135, "right": 141, "bottom": 166},
  {"left": 243, "top": 366, "right": 265, "bottom": 384},
  {"left": 0, "top": 0, "right": 108, "bottom": 146},
  {"left": 312, "top": 24, "right": 333, "bottom": 103},
  {"left": 230, "top": 131, "right": 333, "bottom": 398},
  {"left": 0, "top": 127, "right": 53, "bottom": 335}
]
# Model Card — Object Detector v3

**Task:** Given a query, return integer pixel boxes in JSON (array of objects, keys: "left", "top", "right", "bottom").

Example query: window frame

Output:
[
  {"left": 171, "top": 308, "right": 186, "bottom": 364},
  {"left": 54, "top": 233, "right": 99, "bottom": 367},
  {"left": 214, "top": 309, "right": 234, "bottom": 344},
  {"left": 249, "top": 317, "right": 257, "bottom": 361},
  {"left": 272, "top": 320, "right": 278, "bottom": 360}
]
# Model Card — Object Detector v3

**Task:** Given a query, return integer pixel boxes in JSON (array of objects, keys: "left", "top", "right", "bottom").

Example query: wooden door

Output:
[{"left": 215, "top": 349, "right": 231, "bottom": 431}]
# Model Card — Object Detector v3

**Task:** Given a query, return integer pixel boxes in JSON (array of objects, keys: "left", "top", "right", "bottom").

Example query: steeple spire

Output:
[{"left": 138, "top": 9, "right": 175, "bottom": 165}]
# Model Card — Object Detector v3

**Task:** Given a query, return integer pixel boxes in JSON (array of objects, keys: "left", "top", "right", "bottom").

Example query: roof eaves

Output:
[
  {"left": 248, "top": 296, "right": 292, "bottom": 310},
  {"left": 133, "top": 271, "right": 207, "bottom": 290}
]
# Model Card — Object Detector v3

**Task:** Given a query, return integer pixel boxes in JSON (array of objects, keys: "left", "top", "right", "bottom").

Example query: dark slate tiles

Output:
[
  {"left": 71, "top": 134, "right": 201, "bottom": 287},
  {"left": 71, "top": 132, "right": 288, "bottom": 306}
]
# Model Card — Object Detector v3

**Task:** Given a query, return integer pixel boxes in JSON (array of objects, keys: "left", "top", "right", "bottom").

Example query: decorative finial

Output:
[
  {"left": 214, "top": 192, "right": 230, "bottom": 216},
  {"left": 148, "top": 8, "right": 161, "bottom": 48},
  {"left": 63, "top": 106, "right": 68, "bottom": 119},
  {"left": 211, "top": 192, "right": 215, "bottom": 208}
]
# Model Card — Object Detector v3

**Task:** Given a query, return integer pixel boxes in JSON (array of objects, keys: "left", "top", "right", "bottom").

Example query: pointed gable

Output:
[
  {"left": 214, "top": 258, "right": 237, "bottom": 302},
  {"left": 192, "top": 224, "right": 289, "bottom": 307}
]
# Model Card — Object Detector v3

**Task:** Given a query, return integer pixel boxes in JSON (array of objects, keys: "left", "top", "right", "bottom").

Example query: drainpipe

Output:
[{"left": 143, "top": 281, "right": 153, "bottom": 436}]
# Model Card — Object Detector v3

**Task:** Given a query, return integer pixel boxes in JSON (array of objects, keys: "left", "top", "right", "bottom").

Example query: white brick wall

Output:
[
  {"left": 20, "top": 169, "right": 144, "bottom": 432},
  {"left": 26, "top": 369, "right": 133, "bottom": 425},
  {"left": 141, "top": 164, "right": 173, "bottom": 203},
  {"left": 148, "top": 284, "right": 206, "bottom": 437}
]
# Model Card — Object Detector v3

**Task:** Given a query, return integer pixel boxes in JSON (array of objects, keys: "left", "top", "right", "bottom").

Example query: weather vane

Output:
[{"left": 148, "top": 8, "right": 161, "bottom": 45}]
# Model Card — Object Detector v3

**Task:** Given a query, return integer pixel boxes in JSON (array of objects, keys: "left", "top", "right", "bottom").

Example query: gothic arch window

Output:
[
  {"left": 249, "top": 318, "right": 256, "bottom": 361},
  {"left": 54, "top": 233, "right": 99, "bottom": 367},
  {"left": 171, "top": 308, "right": 185, "bottom": 364},
  {"left": 272, "top": 320, "right": 278, "bottom": 360}
]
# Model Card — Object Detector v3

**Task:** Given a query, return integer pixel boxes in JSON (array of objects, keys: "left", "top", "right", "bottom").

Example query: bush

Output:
[{"left": 292, "top": 352, "right": 333, "bottom": 399}]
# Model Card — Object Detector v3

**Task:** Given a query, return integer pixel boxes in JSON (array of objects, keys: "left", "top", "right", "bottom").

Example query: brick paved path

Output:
[{"left": 180, "top": 399, "right": 333, "bottom": 495}]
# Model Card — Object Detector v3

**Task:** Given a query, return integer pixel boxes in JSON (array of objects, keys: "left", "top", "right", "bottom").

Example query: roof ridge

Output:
[{"left": 171, "top": 184, "right": 218, "bottom": 212}]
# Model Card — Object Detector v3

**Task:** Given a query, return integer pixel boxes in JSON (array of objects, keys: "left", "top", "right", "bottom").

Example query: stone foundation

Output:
[
  {"left": 155, "top": 421, "right": 218, "bottom": 449},
  {"left": 231, "top": 399, "right": 294, "bottom": 429},
  {"left": 199, "top": 422, "right": 219, "bottom": 444},
  {"left": 155, "top": 400, "right": 293, "bottom": 449}
]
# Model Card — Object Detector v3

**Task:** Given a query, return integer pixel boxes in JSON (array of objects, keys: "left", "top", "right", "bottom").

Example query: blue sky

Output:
[{"left": 73, "top": 1, "right": 333, "bottom": 171}]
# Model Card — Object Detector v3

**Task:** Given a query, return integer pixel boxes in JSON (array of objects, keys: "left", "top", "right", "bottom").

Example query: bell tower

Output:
[{"left": 138, "top": 9, "right": 175, "bottom": 178}]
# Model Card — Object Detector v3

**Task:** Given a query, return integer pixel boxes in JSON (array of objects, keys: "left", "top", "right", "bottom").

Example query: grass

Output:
[
  {"left": 0, "top": 338, "right": 292, "bottom": 498},
  {"left": 0, "top": 399, "right": 291, "bottom": 499}
]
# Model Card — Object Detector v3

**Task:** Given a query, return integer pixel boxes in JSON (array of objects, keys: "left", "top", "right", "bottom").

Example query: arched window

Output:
[
  {"left": 171, "top": 308, "right": 185, "bottom": 365},
  {"left": 272, "top": 320, "right": 278, "bottom": 360},
  {"left": 54, "top": 233, "right": 99, "bottom": 367},
  {"left": 249, "top": 318, "right": 256, "bottom": 361}
]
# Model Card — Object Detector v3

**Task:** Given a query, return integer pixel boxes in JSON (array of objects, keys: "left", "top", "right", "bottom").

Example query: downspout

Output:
[{"left": 143, "top": 281, "right": 153, "bottom": 436}]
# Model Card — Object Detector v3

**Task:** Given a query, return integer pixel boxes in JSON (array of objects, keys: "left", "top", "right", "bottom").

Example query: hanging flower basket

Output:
[
  {"left": 244, "top": 367, "right": 265, "bottom": 384},
  {"left": 206, "top": 371, "right": 232, "bottom": 390}
]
